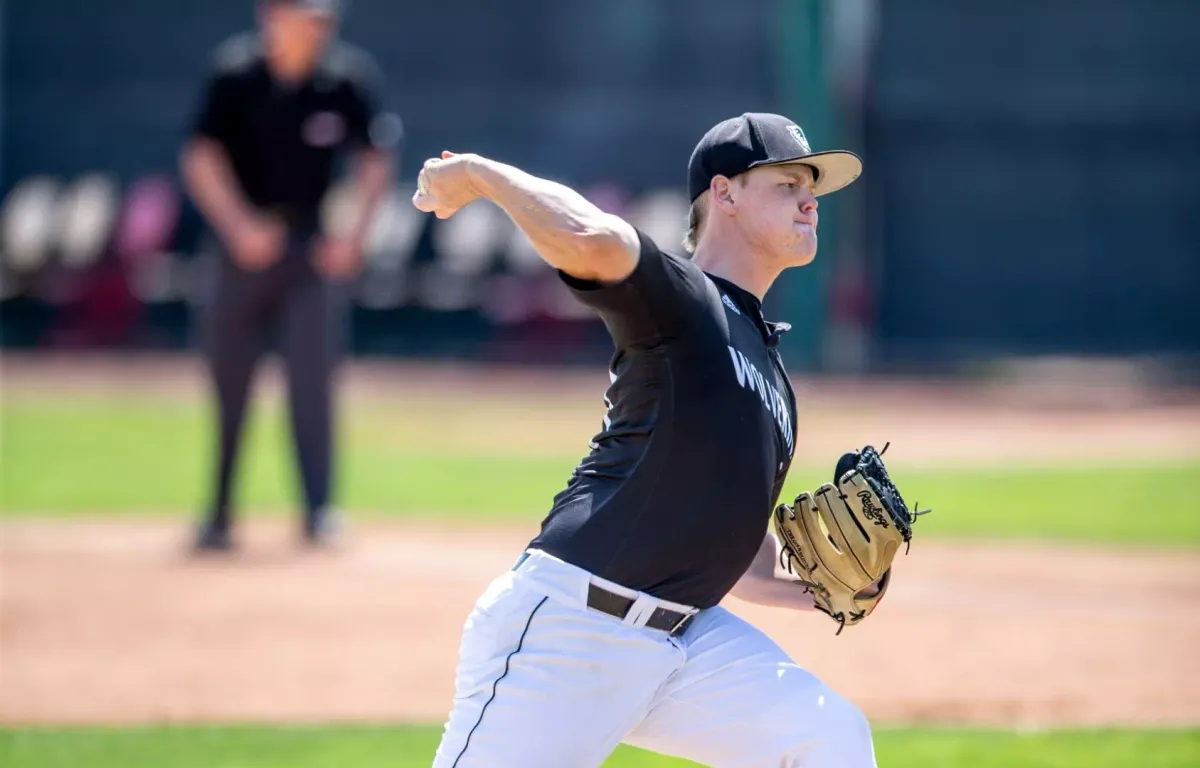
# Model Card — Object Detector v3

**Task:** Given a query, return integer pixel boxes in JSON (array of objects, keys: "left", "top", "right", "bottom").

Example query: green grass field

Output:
[
  {"left": 3, "top": 395, "right": 1199, "bottom": 545},
  {"left": 2, "top": 726, "right": 1197, "bottom": 768}
]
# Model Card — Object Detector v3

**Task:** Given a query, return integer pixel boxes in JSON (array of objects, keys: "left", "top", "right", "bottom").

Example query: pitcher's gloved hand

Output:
[{"left": 772, "top": 443, "right": 931, "bottom": 634}]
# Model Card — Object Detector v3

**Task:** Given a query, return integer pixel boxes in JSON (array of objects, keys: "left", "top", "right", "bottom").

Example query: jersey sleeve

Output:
[
  {"left": 559, "top": 228, "right": 712, "bottom": 347},
  {"left": 191, "top": 69, "right": 239, "bottom": 147},
  {"left": 343, "top": 52, "right": 401, "bottom": 152}
]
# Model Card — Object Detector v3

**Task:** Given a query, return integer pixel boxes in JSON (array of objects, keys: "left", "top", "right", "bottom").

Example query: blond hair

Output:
[{"left": 682, "top": 198, "right": 704, "bottom": 255}]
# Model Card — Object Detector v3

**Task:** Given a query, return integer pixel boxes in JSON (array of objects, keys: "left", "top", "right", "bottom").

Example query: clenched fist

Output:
[{"left": 411, "top": 151, "right": 482, "bottom": 219}]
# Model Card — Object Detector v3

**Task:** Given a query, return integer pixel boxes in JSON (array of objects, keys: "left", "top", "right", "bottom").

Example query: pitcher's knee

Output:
[
  {"left": 829, "top": 695, "right": 873, "bottom": 755},
  {"left": 778, "top": 690, "right": 874, "bottom": 768}
]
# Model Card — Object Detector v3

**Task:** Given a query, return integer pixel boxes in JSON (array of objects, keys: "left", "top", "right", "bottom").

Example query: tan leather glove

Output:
[{"left": 773, "top": 443, "right": 930, "bottom": 634}]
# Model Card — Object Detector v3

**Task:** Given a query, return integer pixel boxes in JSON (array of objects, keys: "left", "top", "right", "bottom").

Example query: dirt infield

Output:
[{"left": 2, "top": 518, "right": 1199, "bottom": 728}]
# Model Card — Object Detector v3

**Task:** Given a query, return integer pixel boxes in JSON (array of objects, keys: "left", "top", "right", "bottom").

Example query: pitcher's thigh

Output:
[
  {"left": 625, "top": 608, "right": 875, "bottom": 768},
  {"left": 433, "top": 577, "right": 677, "bottom": 768}
]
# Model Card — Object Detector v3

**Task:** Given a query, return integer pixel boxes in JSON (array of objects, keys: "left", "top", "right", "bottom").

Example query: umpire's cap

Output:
[
  {"left": 268, "top": 0, "right": 344, "bottom": 15},
  {"left": 688, "top": 113, "right": 862, "bottom": 202}
]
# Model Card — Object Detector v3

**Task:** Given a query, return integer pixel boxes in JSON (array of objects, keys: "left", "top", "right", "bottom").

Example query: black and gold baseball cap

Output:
[{"left": 687, "top": 113, "right": 862, "bottom": 202}]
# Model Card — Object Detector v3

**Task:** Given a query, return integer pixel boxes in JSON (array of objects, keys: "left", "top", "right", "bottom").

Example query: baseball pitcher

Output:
[{"left": 412, "top": 113, "right": 929, "bottom": 768}]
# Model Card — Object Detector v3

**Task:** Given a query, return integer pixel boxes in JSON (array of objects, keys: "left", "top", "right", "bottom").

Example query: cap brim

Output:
[
  {"left": 760, "top": 150, "right": 862, "bottom": 197},
  {"left": 283, "top": 0, "right": 339, "bottom": 16}
]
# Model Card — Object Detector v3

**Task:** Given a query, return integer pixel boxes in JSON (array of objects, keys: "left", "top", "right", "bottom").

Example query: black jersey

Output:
[
  {"left": 189, "top": 33, "right": 393, "bottom": 228},
  {"left": 529, "top": 229, "right": 798, "bottom": 608}
]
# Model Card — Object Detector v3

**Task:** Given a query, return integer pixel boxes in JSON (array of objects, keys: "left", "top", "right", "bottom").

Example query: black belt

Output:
[
  {"left": 510, "top": 552, "right": 695, "bottom": 637},
  {"left": 511, "top": 552, "right": 695, "bottom": 636},
  {"left": 586, "top": 583, "right": 696, "bottom": 637}
]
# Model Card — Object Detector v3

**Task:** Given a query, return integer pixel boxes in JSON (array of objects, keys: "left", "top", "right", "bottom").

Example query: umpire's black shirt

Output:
[
  {"left": 530, "top": 230, "right": 798, "bottom": 608},
  {"left": 191, "top": 34, "right": 390, "bottom": 229}
]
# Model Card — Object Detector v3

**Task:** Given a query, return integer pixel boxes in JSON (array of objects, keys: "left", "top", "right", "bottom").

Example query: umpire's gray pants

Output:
[{"left": 198, "top": 232, "right": 348, "bottom": 527}]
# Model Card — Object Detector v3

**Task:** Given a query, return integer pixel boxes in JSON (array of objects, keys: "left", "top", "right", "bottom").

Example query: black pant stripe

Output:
[{"left": 450, "top": 595, "right": 549, "bottom": 768}]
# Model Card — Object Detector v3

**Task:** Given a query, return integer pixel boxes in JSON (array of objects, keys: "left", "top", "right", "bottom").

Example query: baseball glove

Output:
[{"left": 772, "top": 443, "right": 929, "bottom": 634}]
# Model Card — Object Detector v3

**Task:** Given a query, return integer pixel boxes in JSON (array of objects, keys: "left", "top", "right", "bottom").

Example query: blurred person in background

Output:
[{"left": 180, "top": 0, "right": 397, "bottom": 551}]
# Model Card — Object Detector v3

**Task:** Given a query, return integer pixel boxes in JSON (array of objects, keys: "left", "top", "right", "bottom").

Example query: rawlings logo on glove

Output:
[
  {"left": 773, "top": 443, "right": 931, "bottom": 634},
  {"left": 857, "top": 491, "right": 888, "bottom": 528}
]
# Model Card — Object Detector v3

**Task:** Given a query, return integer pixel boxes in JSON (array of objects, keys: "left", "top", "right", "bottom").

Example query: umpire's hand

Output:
[
  {"left": 313, "top": 236, "right": 363, "bottom": 281},
  {"left": 227, "top": 214, "right": 286, "bottom": 271},
  {"left": 412, "top": 152, "right": 482, "bottom": 219}
]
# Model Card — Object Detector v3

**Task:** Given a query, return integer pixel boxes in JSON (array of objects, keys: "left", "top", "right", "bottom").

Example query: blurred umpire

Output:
[{"left": 180, "top": 0, "right": 397, "bottom": 550}]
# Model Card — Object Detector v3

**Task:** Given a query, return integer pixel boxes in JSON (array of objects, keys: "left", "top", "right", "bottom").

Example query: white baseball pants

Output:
[{"left": 431, "top": 548, "right": 876, "bottom": 768}]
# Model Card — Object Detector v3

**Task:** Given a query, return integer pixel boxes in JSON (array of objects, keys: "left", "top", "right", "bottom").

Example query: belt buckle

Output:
[{"left": 669, "top": 610, "right": 695, "bottom": 636}]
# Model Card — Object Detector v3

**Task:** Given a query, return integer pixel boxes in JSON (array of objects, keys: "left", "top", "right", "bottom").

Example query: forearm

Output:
[
  {"left": 344, "top": 148, "right": 393, "bottom": 245},
  {"left": 180, "top": 139, "right": 254, "bottom": 239},
  {"left": 468, "top": 158, "right": 637, "bottom": 281},
  {"left": 180, "top": 139, "right": 252, "bottom": 236},
  {"left": 727, "top": 531, "right": 818, "bottom": 612}
]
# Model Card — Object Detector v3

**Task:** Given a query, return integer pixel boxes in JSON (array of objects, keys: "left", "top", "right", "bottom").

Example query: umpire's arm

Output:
[
  {"left": 180, "top": 138, "right": 256, "bottom": 244},
  {"left": 412, "top": 153, "right": 639, "bottom": 283},
  {"left": 337, "top": 53, "right": 398, "bottom": 252},
  {"left": 179, "top": 62, "right": 258, "bottom": 249}
]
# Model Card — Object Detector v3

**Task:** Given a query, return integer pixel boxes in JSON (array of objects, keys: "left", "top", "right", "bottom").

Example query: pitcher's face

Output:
[{"left": 732, "top": 164, "right": 820, "bottom": 268}]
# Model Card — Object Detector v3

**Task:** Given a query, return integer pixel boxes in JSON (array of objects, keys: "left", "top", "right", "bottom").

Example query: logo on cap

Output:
[{"left": 786, "top": 125, "right": 810, "bottom": 154}]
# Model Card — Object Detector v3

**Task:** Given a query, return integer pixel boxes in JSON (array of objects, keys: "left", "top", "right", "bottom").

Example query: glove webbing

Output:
[{"left": 843, "top": 442, "right": 931, "bottom": 551}]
